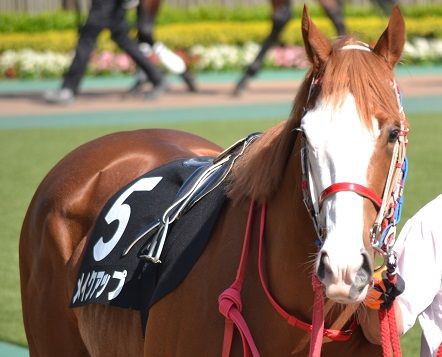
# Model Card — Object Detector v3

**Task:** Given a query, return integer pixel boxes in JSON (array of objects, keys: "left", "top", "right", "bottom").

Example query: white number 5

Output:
[{"left": 93, "top": 176, "right": 162, "bottom": 261}]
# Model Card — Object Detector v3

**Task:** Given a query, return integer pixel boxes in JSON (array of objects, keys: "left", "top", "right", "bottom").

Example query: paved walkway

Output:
[{"left": 1, "top": 66, "right": 441, "bottom": 129}]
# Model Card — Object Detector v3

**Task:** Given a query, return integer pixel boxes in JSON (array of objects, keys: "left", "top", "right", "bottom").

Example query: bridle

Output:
[
  {"left": 300, "top": 128, "right": 408, "bottom": 270},
  {"left": 219, "top": 43, "right": 410, "bottom": 357},
  {"left": 298, "top": 46, "right": 409, "bottom": 272}
]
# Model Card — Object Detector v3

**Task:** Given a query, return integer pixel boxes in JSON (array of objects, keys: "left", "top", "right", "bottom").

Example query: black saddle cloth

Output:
[{"left": 70, "top": 157, "right": 227, "bottom": 312}]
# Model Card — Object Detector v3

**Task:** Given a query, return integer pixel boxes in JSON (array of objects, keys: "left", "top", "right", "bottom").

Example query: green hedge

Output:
[
  {"left": 0, "top": 4, "right": 442, "bottom": 33},
  {"left": 157, "top": 17, "right": 442, "bottom": 48},
  {"left": 0, "top": 16, "right": 440, "bottom": 53}
]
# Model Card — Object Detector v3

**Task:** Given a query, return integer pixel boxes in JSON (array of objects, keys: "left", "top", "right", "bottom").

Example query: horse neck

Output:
[{"left": 260, "top": 139, "right": 318, "bottom": 317}]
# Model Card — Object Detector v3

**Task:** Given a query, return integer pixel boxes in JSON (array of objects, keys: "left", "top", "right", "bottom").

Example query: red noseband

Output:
[{"left": 319, "top": 182, "right": 382, "bottom": 210}]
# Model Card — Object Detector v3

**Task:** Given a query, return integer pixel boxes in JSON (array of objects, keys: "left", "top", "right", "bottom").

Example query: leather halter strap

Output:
[{"left": 319, "top": 182, "right": 383, "bottom": 210}]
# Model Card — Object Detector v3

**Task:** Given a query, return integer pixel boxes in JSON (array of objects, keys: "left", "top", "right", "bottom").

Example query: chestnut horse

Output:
[{"left": 20, "top": 6, "right": 406, "bottom": 356}]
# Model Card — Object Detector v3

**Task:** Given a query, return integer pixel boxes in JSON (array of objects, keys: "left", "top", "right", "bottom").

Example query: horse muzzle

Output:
[{"left": 316, "top": 249, "right": 373, "bottom": 303}]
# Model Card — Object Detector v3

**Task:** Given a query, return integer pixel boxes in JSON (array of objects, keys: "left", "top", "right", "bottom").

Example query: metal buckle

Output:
[{"left": 372, "top": 245, "right": 388, "bottom": 272}]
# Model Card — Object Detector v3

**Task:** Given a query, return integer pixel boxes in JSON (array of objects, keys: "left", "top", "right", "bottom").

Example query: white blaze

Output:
[{"left": 301, "top": 93, "right": 380, "bottom": 300}]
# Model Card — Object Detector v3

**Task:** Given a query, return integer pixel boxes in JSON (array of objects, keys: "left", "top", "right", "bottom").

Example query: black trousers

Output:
[
  {"left": 63, "top": 0, "right": 163, "bottom": 92},
  {"left": 137, "top": 2, "right": 155, "bottom": 46}
]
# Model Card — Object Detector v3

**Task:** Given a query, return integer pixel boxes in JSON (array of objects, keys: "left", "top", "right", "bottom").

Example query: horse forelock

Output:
[
  {"left": 321, "top": 36, "right": 405, "bottom": 130},
  {"left": 227, "top": 35, "right": 407, "bottom": 204}
]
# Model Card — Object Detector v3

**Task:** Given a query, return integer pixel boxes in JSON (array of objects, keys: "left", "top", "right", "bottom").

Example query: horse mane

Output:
[{"left": 227, "top": 36, "right": 403, "bottom": 204}]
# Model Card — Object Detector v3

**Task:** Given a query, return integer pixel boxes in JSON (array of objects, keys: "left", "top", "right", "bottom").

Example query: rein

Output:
[
  {"left": 218, "top": 201, "right": 356, "bottom": 357},
  {"left": 257, "top": 204, "right": 357, "bottom": 342}
]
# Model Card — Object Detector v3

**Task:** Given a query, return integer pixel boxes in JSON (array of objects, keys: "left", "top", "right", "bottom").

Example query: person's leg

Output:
[
  {"left": 370, "top": 0, "right": 398, "bottom": 16},
  {"left": 137, "top": 0, "right": 159, "bottom": 46},
  {"left": 110, "top": 0, "right": 164, "bottom": 94},
  {"left": 127, "top": 0, "right": 158, "bottom": 93},
  {"left": 135, "top": 0, "right": 197, "bottom": 92},
  {"left": 45, "top": 0, "right": 109, "bottom": 103},
  {"left": 63, "top": 0, "right": 110, "bottom": 92},
  {"left": 318, "top": 0, "right": 346, "bottom": 37},
  {"left": 233, "top": 0, "right": 292, "bottom": 96}
]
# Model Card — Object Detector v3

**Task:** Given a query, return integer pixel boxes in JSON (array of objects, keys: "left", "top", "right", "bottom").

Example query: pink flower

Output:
[
  {"left": 114, "top": 53, "right": 133, "bottom": 71},
  {"left": 96, "top": 51, "right": 114, "bottom": 71},
  {"left": 270, "top": 46, "right": 309, "bottom": 69}
]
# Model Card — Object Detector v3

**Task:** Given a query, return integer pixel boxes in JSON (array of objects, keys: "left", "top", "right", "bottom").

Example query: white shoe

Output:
[
  {"left": 44, "top": 88, "right": 75, "bottom": 105},
  {"left": 153, "top": 42, "right": 186, "bottom": 75}
]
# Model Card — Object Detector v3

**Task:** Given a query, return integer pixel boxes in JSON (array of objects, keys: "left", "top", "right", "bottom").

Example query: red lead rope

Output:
[
  {"left": 218, "top": 201, "right": 259, "bottom": 357},
  {"left": 258, "top": 203, "right": 356, "bottom": 354},
  {"left": 437, "top": 343, "right": 442, "bottom": 357},
  {"left": 218, "top": 201, "right": 357, "bottom": 357},
  {"left": 379, "top": 306, "right": 402, "bottom": 357}
]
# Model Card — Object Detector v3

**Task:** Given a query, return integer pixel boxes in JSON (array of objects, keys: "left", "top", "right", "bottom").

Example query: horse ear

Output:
[
  {"left": 302, "top": 5, "right": 332, "bottom": 67},
  {"left": 373, "top": 6, "right": 406, "bottom": 68}
]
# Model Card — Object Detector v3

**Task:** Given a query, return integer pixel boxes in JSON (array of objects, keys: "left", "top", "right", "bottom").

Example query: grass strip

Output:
[{"left": 1, "top": 113, "right": 439, "bottom": 354}]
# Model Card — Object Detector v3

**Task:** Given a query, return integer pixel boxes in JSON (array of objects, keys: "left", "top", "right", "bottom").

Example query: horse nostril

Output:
[
  {"left": 361, "top": 251, "right": 373, "bottom": 275},
  {"left": 354, "top": 251, "right": 373, "bottom": 288},
  {"left": 317, "top": 252, "right": 331, "bottom": 281}
]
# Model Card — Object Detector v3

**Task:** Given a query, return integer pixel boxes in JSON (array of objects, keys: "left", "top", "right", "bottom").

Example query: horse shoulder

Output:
[
  {"left": 25, "top": 128, "right": 221, "bottom": 257},
  {"left": 144, "top": 199, "right": 250, "bottom": 356},
  {"left": 20, "top": 128, "right": 220, "bottom": 356}
]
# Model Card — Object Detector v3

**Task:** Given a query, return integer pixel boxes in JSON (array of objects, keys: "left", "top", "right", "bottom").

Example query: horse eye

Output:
[{"left": 388, "top": 128, "right": 400, "bottom": 143}]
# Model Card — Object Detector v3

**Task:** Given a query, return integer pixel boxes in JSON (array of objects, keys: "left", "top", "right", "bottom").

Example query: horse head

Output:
[{"left": 300, "top": 6, "right": 407, "bottom": 304}]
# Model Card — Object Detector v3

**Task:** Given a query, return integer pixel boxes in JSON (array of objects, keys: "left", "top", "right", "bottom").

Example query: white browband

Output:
[{"left": 341, "top": 43, "right": 372, "bottom": 52}]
